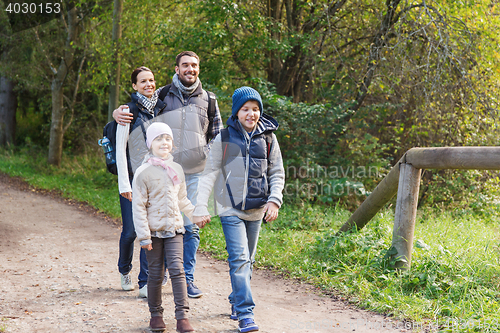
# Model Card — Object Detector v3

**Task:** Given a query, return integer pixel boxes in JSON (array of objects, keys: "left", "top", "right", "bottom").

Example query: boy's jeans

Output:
[
  {"left": 118, "top": 194, "right": 148, "bottom": 288},
  {"left": 220, "top": 216, "right": 262, "bottom": 320},
  {"left": 182, "top": 172, "right": 202, "bottom": 283}
]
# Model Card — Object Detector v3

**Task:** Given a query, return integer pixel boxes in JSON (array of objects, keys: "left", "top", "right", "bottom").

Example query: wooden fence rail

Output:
[{"left": 337, "top": 147, "right": 500, "bottom": 269}]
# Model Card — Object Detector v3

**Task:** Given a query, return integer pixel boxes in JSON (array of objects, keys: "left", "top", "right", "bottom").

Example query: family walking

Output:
[{"left": 111, "top": 51, "right": 285, "bottom": 332}]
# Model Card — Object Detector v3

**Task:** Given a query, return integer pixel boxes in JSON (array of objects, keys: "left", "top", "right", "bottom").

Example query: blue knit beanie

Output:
[{"left": 231, "top": 86, "right": 264, "bottom": 117}]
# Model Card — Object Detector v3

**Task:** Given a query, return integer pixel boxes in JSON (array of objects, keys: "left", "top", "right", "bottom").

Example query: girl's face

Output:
[
  {"left": 237, "top": 100, "right": 260, "bottom": 132},
  {"left": 150, "top": 134, "right": 173, "bottom": 159},
  {"left": 132, "top": 71, "right": 156, "bottom": 98}
]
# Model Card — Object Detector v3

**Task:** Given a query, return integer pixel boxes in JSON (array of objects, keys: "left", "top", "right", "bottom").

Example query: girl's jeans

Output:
[
  {"left": 220, "top": 216, "right": 262, "bottom": 320},
  {"left": 147, "top": 235, "right": 189, "bottom": 319}
]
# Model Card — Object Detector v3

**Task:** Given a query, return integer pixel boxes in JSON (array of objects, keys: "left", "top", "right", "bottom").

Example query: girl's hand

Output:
[
  {"left": 193, "top": 215, "right": 211, "bottom": 228},
  {"left": 120, "top": 192, "right": 132, "bottom": 202},
  {"left": 263, "top": 202, "right": 279, "bottom": 222},
  {"left": 141, "top": 243, "right": 152, "bottom": 251}
]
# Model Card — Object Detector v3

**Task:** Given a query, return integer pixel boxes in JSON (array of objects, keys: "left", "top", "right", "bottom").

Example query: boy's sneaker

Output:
[
  {"left": 120, "top": 273, "right": 134, "bottom": 291},
  {"left": 238, "top": 318, "right": 259, "bottom": 332},
  {"left": 230, "top": 304, "right": 238, "bottom": 320},
  {"left": 139, "top": 284, "right": 148, "bottom": 298},
  {"left": 187, "top": 281, "right": 203, "bottom": 298},
  {"left": 162, "top": 272, "right": 168, "bottom": 287}
]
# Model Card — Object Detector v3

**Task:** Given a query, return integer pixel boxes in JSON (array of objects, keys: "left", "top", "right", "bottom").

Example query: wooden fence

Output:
[{"left": 337, "top": 147, "right": 500, "bottom": 269}]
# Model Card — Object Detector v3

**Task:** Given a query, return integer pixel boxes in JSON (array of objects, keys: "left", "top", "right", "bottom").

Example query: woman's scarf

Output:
[{"left": 136, "top": 91, "right": 158, "bottom": 115}]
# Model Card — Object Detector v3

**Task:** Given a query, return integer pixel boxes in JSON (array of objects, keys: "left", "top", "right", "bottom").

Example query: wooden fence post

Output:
[{"left": 391, "top": 163, "right": 421, "bottom": 269}]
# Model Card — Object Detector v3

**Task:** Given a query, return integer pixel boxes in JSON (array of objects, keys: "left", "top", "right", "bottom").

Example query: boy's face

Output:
[
  {"left": 237, "top": 100, "right": 260, "bottom": 132},
  {"left": 132, "top": 71, "right": 156, "bottom": 98},
  {"left": 175, "top": 56, "right": 199, "bottom": 87},
  {"left": 151, "top": 134, "right": 173, "bottom": 159}
]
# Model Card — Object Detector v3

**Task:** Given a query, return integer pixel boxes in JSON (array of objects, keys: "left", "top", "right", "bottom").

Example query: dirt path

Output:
[{"left": 0, "top": 175, "right": 409, "bottom": 333}]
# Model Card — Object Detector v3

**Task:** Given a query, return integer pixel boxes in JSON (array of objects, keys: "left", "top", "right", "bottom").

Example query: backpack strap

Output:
[
  {"left": 158, "top": 84, "right": 171, "bottom": 102},
  {"left": 219, "top": 128, "right": 236, "bottom": 208},
  {"left": 264, "top": 132, "right": 273, "bottom": 166},
  {"left": 126, "top": 102, "right": 140, "bottom": 130},
  {"left": 206, "top": 91, "right": 217, "bottom": 141}
]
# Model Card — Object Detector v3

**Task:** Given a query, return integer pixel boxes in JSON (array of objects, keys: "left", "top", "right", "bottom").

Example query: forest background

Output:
[{"left": 1, "top": 0, "right": 500, "bottom": 331}]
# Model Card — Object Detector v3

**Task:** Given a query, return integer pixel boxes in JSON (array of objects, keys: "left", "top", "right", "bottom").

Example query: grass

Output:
[{"left": 2, "top": 147, "right": 500, "bottom": 332}]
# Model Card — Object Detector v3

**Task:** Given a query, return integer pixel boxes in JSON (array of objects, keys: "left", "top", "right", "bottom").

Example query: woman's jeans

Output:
[
  {"left": 220, "top": 216, "right": 262, "bottom": 320},
  {"left": 147, "top": 235, "right": 189, "bottom": 319},
  {"left": 118, "top": 194, "right": 148, "bottom": 288}
]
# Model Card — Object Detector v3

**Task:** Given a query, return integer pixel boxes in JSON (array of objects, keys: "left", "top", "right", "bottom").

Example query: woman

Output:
[{"left": 115, "top": 66, "right": 166, "bottom": 298}]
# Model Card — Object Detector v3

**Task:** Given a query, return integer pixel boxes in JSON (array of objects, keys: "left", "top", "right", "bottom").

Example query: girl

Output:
[{"left": 133, "top": 122, "right": 202, "bottom": 332}]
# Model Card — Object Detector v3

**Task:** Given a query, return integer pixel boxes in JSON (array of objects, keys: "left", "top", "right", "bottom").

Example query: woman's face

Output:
[
  {"left": 151, "top": 134, "right": 173, "bottom": 159},
  {"left": 132, "top": 71, "right": 156, "bottom": 98}
]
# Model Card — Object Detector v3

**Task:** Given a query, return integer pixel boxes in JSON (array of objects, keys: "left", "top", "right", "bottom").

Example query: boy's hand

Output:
[
  {"left": 120, "top": 192, "right": 132, "bottom": 202},
  {"left": 113, "top": 105, "right": 133, "bottom": 125},
  {"left": 141, "top": 243, "right": 153, "bottom": 251},
  {"left": 263, "top": 202, "right": 279, "bottom": 222},
  {"left": 193, "top": 215, "right": 211, "bottom": 228}
]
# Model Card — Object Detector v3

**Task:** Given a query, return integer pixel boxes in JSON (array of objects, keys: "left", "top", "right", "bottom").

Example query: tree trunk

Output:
[
  {"left": 0, "top": 76, "right": 17, "bottom": 146},
  {"left": 107, "top": 0, "right": 123, "bottom": 122},
  {"left": 48, "top": 7, "right": 78, "bottom": 166}
]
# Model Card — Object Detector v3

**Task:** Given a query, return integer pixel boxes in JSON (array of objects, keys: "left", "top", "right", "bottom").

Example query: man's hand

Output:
[
  {"left": 120, "top": 192, "right": 132, "bottom": 202},
  {"left": 263, "top": 202, "right": 279, "bottom": 222},
  {"left": 113, "top": 105, "right": 133, "bottom": 126},
  {"left": 193, "top": 215, "right": 211, "bottom": 228}
]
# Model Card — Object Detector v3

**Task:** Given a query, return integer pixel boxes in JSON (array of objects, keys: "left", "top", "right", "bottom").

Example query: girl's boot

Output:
[{"left": 176, "top": 318, "right": 194, "bottom": 332}]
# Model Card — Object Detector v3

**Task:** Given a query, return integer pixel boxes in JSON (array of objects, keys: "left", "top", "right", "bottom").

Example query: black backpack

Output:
[
  {"left": 158, "top": 84, "right": 217, "bottom": 142},
  {"left": 100, "top": 102, "right": 139, "bottom": 175}
]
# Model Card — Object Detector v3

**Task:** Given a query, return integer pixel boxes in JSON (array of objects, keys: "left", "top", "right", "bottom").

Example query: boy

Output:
[{"left": 193, "top": 87, "right": 285, "bottom": 332}]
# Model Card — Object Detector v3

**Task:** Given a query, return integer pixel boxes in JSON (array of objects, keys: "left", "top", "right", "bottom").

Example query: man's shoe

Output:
[
  {"left": 149, "top": 316, "right": 166, "bottom": 332},
  {"left": 162, "top": 272, "right": 168, "bottom": 287},
  {"left": 139, "top": 284, "right": 148, "bottom": 298},
  {"left": 120, "top": 273, "right": 134, "bottom": 291},
  {"left": 230, "top": 304, "right": 238, "bottom": 320},
  {"left": 238, "top": 318, "right": 259, "bottom": 332},
  {"left": 186, "top": 281, "right": 203, "bottom": 298},
  {"left": 176, "top": 318, "right": 195, "bottom": 332}
]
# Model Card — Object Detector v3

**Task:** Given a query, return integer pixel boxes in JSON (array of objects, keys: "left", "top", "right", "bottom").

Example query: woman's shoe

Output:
[{"left": 176, "top": 318, "right": 195, "bottom": 332}]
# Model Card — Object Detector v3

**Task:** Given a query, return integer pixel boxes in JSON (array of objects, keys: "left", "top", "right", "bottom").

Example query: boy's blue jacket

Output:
[
  {"left": 193, "top": 112, "right": 285, "bottom": 219},
  {"left": 215, "top": 113, "right": 279, "bottom": 211}
]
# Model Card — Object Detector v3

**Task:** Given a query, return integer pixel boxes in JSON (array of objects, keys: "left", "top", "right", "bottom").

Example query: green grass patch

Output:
[{"left": 2, "top": 147, "right": 500, "bottom": 331}]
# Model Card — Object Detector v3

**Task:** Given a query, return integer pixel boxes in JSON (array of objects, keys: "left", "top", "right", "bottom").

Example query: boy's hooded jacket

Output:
[
  {"left": 194, "top": 113, "right": 285, "bottom": 220},
  {"left": 132, "top": 153, "right": 195, "bottom": 246}
]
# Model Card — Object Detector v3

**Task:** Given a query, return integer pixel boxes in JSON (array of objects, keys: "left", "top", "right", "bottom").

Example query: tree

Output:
[
  {"left": 107, "top": 0, "right": 123, "bottom": 122},
  {"left": 0, "top": 75, "right": 17, "bottom": 146}
]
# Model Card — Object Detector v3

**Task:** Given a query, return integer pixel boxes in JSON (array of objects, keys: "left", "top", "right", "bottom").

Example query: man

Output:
[{"left": 113, "top": 51, "right": 223, "bottom": 298}]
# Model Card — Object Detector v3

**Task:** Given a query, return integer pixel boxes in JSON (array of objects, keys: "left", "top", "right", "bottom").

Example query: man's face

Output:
[{"left": 175, "top": 56, "right": 200, "bottom": 87}]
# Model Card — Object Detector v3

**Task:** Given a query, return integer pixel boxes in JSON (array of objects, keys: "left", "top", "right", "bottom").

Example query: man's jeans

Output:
[
  {"left": 118, "top": 194, "right": 148, "bottom": 288},
  {"left": 183, "top": 172, "right": 202, "bottom": 283},
  {"left": 220, "top": 216, "right": 262, "bottom": 320}
]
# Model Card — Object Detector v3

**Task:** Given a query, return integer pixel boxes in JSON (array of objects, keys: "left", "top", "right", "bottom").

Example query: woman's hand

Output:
[
  {"left": 263, "top": 202, "right": 279, "bottom": 222},
  {"left": 120, "top": 192, "right": 132, "bottom": 202}
]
